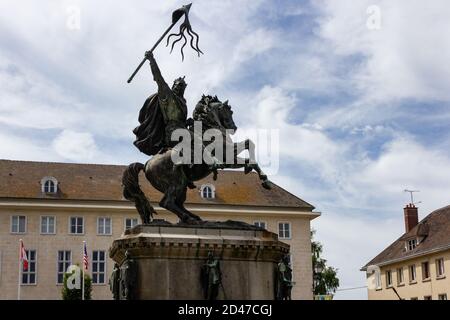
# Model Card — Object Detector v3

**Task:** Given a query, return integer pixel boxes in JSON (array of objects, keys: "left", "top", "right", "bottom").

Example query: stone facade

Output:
[
  {"left": 366, "top": 250, "right": 450, "bottom": 300},
  {"left": 110, "top": 224, "right": 290, "bottom": 299}
]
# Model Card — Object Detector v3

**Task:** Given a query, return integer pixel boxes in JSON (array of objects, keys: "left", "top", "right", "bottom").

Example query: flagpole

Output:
[
  {"left": 82, "top": 241, "right": 85, "bottom": 301},
  {"left": 18, "top": 239, "right": 22, "bottom": 300}
]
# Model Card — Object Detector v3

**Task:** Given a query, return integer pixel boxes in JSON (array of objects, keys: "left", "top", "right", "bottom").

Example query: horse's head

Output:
[
  {"left": 217, "top": 100, "right": 237, "bottom": 132},
  {"left": 193, "top": 95, "right": 237, "bottom": 133}
]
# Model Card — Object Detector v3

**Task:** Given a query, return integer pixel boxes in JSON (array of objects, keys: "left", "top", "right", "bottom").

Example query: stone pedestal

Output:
[{"left": 109, "top": 222, "right": 289, "bottom": 300}]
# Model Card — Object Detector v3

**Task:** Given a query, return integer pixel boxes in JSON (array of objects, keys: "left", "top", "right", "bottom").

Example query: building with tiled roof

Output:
[
  {"left": 362, "top": 204, "right": 450, "bottom": 300},
  {"left": 0, "top": 159, "right": 315, "bottom": 208},
  {"left": 0, "top": 159, "right": 319, "bottom": 300}
]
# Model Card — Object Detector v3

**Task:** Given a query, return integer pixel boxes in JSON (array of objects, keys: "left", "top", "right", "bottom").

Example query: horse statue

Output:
[{"left": 122, "top": 95, "right": 272, "bottom": 224}]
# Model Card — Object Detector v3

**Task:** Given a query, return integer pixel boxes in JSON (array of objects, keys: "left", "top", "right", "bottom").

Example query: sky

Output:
[{"left": 1, "top": 0, "right": 450, "bottom": 299}]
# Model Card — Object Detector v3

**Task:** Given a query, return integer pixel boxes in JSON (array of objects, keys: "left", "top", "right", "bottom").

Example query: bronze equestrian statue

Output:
[
  {"left": 123, "top": 3, "right": 272, "bottom": 224},
  {"left": 122, "top": 53, "right": 271, "bottom": 224}
]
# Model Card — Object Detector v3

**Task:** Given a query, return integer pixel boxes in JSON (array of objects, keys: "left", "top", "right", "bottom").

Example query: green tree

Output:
[
  {"left": 62, "top": 265, "right": 92, "bottom": 300},
  {"left": 311, "top": 230, "right": 339, "bottom": 297}
]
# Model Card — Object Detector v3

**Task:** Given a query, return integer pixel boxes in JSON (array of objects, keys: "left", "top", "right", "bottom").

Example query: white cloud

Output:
[
  {"left": 232, "top": 28, "right": 278, "bottom": 63},
  {"left": 317, "top": 0, "right": 450, "bottom": 102},
  {"left": 52, "top": 129, "right": 99, "bottom": 162},
  {"left": 350, "top": 137, "right": 450, "bottom": 214},
  {"left": 0, "top": 130, "right": 61, "bottom": 161},
  {"left": 297, "top": 0, "right": 450, "bottom": 131},
  {"left": 241, "top": 86, "right": 345, "bottom": 178}
]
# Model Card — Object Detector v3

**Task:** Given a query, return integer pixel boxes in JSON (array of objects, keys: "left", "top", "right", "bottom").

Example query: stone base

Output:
[{"left": 109, "top": 221, "right": 289, "bottom": 300}]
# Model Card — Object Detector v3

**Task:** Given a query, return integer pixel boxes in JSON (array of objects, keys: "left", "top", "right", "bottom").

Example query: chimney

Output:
[{"left": 404, "top": 203, "right": 419, "bottom": 233}]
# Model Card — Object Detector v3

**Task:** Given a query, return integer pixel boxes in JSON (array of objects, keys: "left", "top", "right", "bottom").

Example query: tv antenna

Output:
[{"left": 404, "top": 189, "right": 420, "bottom": 205}]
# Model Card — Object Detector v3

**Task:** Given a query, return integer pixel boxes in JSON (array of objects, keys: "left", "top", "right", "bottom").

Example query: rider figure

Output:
[
  {"left": 146, "top": 51, "right": 189, "bottom": 149},
  {"left": 142, "top": 51, "right": 204, "bottom": 188},
  {"left": 144, "top": 51, "right": 219, "bottom": 181}
]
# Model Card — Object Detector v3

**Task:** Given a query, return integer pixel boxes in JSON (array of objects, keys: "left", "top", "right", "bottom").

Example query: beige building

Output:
[
  {"left": 362, "top": 204, "right": 450, "bottom": 300},
  {"left": 0, "top": 159, "right": 319, "bottom": 300}
]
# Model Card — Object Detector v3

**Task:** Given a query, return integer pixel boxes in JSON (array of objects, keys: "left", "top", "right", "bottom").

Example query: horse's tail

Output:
[{"left": 122, "top": 162, "right": 155, "bottom": 224}]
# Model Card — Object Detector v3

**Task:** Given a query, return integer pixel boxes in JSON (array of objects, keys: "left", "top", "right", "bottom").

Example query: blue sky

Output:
[{"left": 1, "top": 0, "right": 450, "bottom": 299}]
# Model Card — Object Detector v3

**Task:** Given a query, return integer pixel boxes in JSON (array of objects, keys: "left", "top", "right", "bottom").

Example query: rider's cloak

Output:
[{"left": 133, "top": 93, "right": 165, "bottom": 156}]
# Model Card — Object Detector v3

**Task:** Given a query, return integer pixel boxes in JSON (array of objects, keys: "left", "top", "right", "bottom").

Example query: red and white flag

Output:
[{"left": 20, "top": 240, "right": 28, "bottom": 271}]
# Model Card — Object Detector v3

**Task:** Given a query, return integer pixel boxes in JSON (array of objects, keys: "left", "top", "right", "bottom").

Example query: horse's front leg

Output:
[
  {"left": 226, "top": 139, "right": 272, "bottom": 189},
  {"left": 232, "top": 139, "right": 261, "bottom": 176},
  {"left": 239, "top": 139, "right": 272, "bottom": 189},
  {"left": 243, "top": 159, "right": 272, "bottom": 190}
]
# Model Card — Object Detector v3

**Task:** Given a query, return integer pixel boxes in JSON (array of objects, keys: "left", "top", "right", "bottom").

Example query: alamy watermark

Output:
[
  {"left": 366, "top": 265, "right": 381, "bottom": 290},
  {"left": 366, "top": 5, "right": 381, "bottom": 30},
  {"left": 65, "top": 265, "right": 82, "bottom": 289},
  {"left": 169, "top": 121, "right": 279, "bottom": 175},
  {"left": 66, "top": 5, "right": 81, "bottom": 30}
]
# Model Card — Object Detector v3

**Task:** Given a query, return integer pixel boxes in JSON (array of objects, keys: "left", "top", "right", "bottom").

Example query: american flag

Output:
[{"left": 83, "top": 242, "right": 89, "bottom": 270}]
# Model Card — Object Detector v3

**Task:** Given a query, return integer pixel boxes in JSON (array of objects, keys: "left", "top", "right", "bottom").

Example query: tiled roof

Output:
[
  {"left": 362, "top": 205, "right": 450, "bottom": 269},
  {"left": 0, "top": 159, "right": 314, "bottom": 209}
]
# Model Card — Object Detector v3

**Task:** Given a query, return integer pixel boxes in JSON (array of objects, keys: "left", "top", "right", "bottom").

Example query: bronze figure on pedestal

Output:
[{"left": 123, "top": 3, "right": 272, "bottom": 224}]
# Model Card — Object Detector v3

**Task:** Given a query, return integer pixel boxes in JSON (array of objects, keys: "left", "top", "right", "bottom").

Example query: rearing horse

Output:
[{"left": 122, "top": 95, "right": 271, "bottom": 224}]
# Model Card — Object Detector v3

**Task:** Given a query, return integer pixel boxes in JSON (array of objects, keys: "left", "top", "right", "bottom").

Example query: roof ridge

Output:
[
  {"left": 270, "top": 182, "right": 315, "bottom": 210},
  {"left": 426, "top": 204, "right": 450, "bottom": 216}
]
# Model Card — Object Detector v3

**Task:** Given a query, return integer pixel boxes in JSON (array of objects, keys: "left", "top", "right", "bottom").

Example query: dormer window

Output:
[
  {"left": 41, "top": 177, "right": 58, "bottom": 193},
  {"left": 44, "top": 180, "right": 55, "bottom": 193},
  {"left": 406, "top": 238, "right": 417, "bottom": 251},
  {"left": 200, "top": 184, "right": 215, "bottom": 199}
]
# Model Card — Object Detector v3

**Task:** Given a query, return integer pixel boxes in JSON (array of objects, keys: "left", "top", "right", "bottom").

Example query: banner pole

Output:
[
  {"left": 82, "top": 241, "right": 85, "bottom": 301},
  {"left": 18, "top": 239, "right": 22, "bottom": 300}
]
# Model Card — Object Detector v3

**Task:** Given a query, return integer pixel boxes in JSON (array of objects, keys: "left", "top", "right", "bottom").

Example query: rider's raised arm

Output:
[{"left": 146, "top": 51, "right": 170, "bottom": 98}]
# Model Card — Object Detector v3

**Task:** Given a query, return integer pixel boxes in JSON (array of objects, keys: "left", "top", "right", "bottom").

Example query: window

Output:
[
  {"left": 397, "top": 268, "right": 404, "bottom": 285},
  {"left": 41, "top": 216, "right": 55, "bottom": 234},
  {"left": 92, "top": 251, "right": 106, "bottom": 284},
  {"left": 407, "top": 239, "right": 417, "bottom": 251},
  {"left": 22, "top": 250, "right": 36, "bottom": 285},
  {"left": 202, "top": 186, "right": 212, "bottom": 198},
  {"left": 254, "top": 221, "right": 267, "bottom": 229},
  {"left": 436, "top": 258, "right": 445, "bottom": 277},
  {"left": 97, "top": 217, "right": 112, "bottom": 235},
  {"left": 424, "top": 296, "right": 432, "bottom": 300},
  {"left": 125, "top": 218, "right": 138, "bottom": 230},
  {"left": 200, "top": 184, "right": 215, "bottom": 199},
  {"left": 386, "top": 270, "right": 393, "bottom": 287},
  {"left": 11, "top": 216, "right": 26, "bottom": 233},
  {"left": 41, "top": 177, "right": 58, "bottom": 193},
  {"left": 278, "top": 222, "right": 291, "bottom": 239},
  {"left": 409, "top": 265, "right": 417, "bottom": 283},
  {"left": 57, "top": 250, "right": 71, "bottom": 284},
  {"left": 69, "top": 217, "right": 84, "bottom": 234},
  {"left": 44, "top": 180, "right": 55, "bottom": 193},
  {"left": 422, "top": 261, "right": 430, "bottom": 280},
  {"left": 438, "top": 294, "right": 447, "bottom": 300}
]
